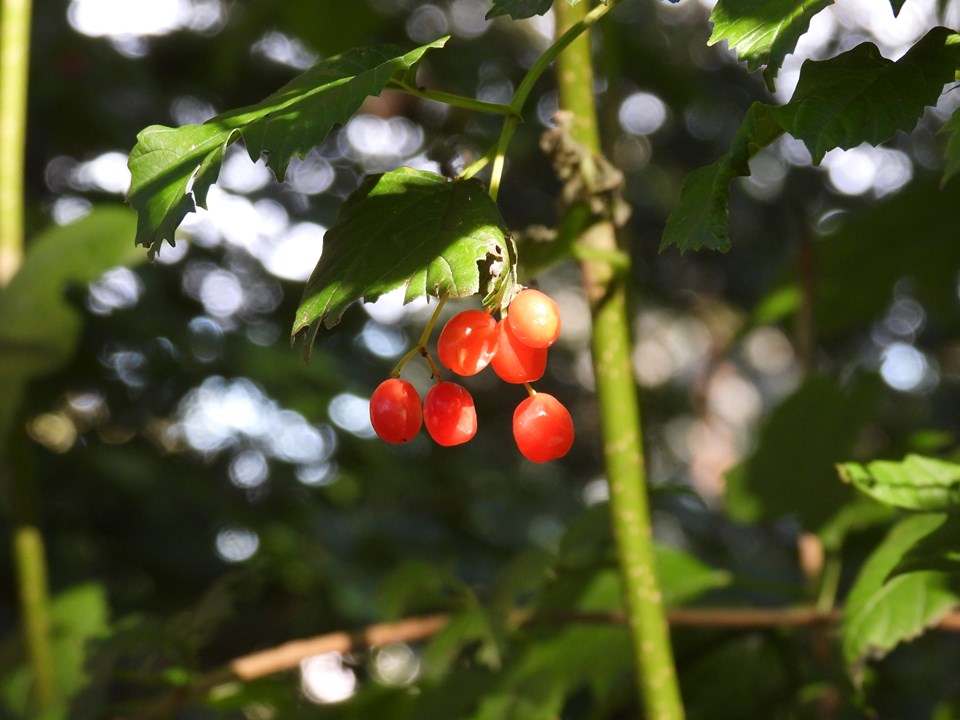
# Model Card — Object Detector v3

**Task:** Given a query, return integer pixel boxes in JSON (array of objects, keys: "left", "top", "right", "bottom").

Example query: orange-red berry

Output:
[{"left": 369, "top": 378, "right": 422, "bottom": 444}]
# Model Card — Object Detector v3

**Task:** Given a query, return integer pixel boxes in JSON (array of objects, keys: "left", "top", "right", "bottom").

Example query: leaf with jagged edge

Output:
[
  {"left": 775, "top": 27, "right": 960, "bottom": 163},
  {"left": 662, "top": 28, "right": 959, "bottom": 254},
  {"left": 842, "top": 513, "right": 960, "bottom": 686},
  {"left": 661, "top": 102, "right": 783, "bottom": 253},
  {"left": 709, "top": 0, "right": 833, "bottom": 91},
  {"left": 838, "top": 454, "right": 960, "bottom": 512},
  {"left": 292, "top": 167, "right": 515, "bottom": 360},
  {"left": 126, "top": 38, "right": 447, "bottom": 257}
]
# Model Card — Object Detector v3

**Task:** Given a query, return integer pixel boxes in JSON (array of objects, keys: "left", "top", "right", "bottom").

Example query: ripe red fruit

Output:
[
  {"left": 437, "top": 310, "right": 499, "bottom": 376},
  {"left": 513, "top": 393, "right": 574, "bottom": 463},
  {"left": 369, "top": 378, "right": 422, "bottom": 444},
  {"left": 423, "top": 382, "right": 477, "bottom": 446},
  {"left": 491, "top": 318, "right": 547, "bottom": 384},
  {"left": 507, "top": 288, "right": 561, "bottom": 348}
]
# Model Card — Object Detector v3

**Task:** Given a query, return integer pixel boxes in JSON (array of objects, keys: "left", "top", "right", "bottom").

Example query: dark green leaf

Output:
[
  {"left": 292, "top": 168, "right": 514, "bottom": 355},
  {"left": 940, "top": 107, "right": 960, "bottom": 186},
  {"left": 655, "top": 545, "right": 733, "bottom": 606},
  {"left": 661, "top": 102, "right": 783, "bottom": 253},
  {"left": 842, "top": 513, "right": 960, "bottom": 684},
  {"left": 725, "top": 374, "right": 881, "bottom": 531},
  {"left": 838, "top": 454, "right": 960, "bottom": 512},
  {"left": 709, "top": 0, "right": 833, "bottom": 91},
  {"left": 774, "top": 27, "right": 960, "bottom": 163},
  {"left": 485, "top": 0, "right": 554, "bottom": 20},
  {"left": 0, "top": 207, "right": 141, "bottom": 449},
  {"left": 126, "top": 39, "right": 447, "bottom": 256},
  {"left": 681, "top": 634, "right": 797, "bottom": 720},
  {"left": 756, "top": 175, "right": 960, "bottom": 335}
]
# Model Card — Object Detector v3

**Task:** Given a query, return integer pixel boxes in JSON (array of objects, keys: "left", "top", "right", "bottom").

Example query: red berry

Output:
[
  {"left": 423, "top": 382, "right": 477, "bottom": 446},
  {"left": 437, "top": 310, "right": 499, "bottom": 376},
  {"left": 507, "top": 288, "right": 561, "bottom": 348},
  {"left": 491, "top": 319, "right": 547, "bottom": 384},
  {"left": 369, "top": 378, "right": 422, "bottom": 444},
  {"left": 513, "top": 393, "right": 574, "bottom": 463}
]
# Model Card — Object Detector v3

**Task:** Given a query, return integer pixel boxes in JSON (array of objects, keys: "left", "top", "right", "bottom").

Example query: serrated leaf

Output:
[
  {"left": 292, "top": 168, "right": 514, "bottom": 355},
  {"left": 775, "top": 27, "right": 960, "bottom": 163},
  {"left": 842, "top": 513, "right": 960, "bottom": 685},
  {"left": 486, "top": 0, "right": 554, "bottom": 20},
  {"left": 661, "top": 102, "right": 783, "bottom": 253},
  {"left": 126, "top": 38, "right": 447, "bottom": 257},
  {"left": 725, "top": 374, "right": 881, "bottom": 531},
  {"left": 709, "top": 0, "right": 833, "bottom": 91},
  {"left": 838, "top": 454, "right": 960, "bottom": 512}
]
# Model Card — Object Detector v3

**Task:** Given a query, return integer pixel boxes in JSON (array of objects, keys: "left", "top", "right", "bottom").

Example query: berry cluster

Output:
[{"left": 369, "top": 288, "right": 574, "bottom": 463}]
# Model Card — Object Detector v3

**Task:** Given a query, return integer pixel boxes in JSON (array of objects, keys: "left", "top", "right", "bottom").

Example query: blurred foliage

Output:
[{"left": 2, "top": 0, "right": 960, "bottom": 718}]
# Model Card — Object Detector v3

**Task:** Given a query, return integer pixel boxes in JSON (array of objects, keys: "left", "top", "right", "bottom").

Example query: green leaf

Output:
[
  {"left": 661, "top": 102, "right": 783, "bottom": 253},
  {"left": 725, "top": 374, "right": 881, "bottom": 531},
  {"left": 709, "top": 0, "right": 833, "bottom": 91},
  {"left": 940, "top": 108, "right": 960, "bottom": 186},
  {"left": 0, "top": 207, "right": 141, "bottom": 450},
  {"left": 838, "top": 454, "right": 960, "bottom": 512},
  {"left": 774, "top": 27, "right": 960, "bottom": 163},
  {"left": 842, "top": 513, "right": 960, "bottom": 684},
  {"left": 292, "top": 168, "right": 514, "bottom": 355},
  {"left": 126, "top": 38, "right": 447, "bottom": 257},
  {"left": 655, "top": 545, "right": 733, "bottom": 606},
  {"left": 485, "top": 0, "right": 554, "bottom": 20}
]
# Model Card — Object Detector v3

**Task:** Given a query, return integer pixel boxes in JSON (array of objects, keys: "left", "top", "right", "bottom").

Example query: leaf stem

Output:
[
  {"left": 487, "top": 0, "right": 618, "bottom": 201},
  {"left": 390, "top": 295, "right": 447, "bottom": 377},
  {"left": 554, "top": 2, "right": 684, "bottom": 718},
  {"left": 388, "top": 81, "right": 519, "bottom": 118}
]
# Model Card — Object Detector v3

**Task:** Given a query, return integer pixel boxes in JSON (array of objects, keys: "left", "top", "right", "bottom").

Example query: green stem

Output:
[
  {"left": 1, "top": 0, "right": 55, "bottom": 711},
  {"left": 0, "top": 0, "right": 30, "bottom": 285},
  {"left": 10, "top": 434, "right": 56, "bottom": 712},
  {"left": 487, "top": 0, "right": 618, "bottom": 201},
  {"left": 390, "top": 295, "right": 447, "bottom": 377},
  {"left": 387, "top": 81, "right": 519, "bottom": 118},
  {"left": 554, "top": 2, "right": 684, "bottom": 719}
]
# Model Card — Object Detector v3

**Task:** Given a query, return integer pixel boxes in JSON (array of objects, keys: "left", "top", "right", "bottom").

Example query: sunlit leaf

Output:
[
  {"left": 774, "top": 27, "right": 960, "bottom": 162},
  {"left": 292, "top": 168, "right": 514, "bottom": 358},
  {"left": 126, "top": 38, "right": 447, "bottom": 257},
  {"left": 838, "top": 454, "right": 960, "bottom": 512},
  {"left": 709, "top": 0, "right": 833, "bottom": 90},
  {"left": 842, "top": 513, "right": 960, "bottom": 685}
]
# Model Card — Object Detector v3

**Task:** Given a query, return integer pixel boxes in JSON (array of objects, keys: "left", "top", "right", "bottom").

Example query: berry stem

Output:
[
  {"left": 390, "top": 295, "right": 448, "bottom": 378},
  {"left": 523, "top": 382, "right": 537, "bottom": 398}
]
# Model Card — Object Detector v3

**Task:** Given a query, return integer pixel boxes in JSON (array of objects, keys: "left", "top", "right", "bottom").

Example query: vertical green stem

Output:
[
  {"left": 0, "top": 0, "right": 30, "bottom": 283},
  {"left": 1, "top": 0, "right": 55, "bottom": 712},
  {"left": 554, "top": 3, "right": 684, "bottom": 718},
  {"left": 10, "top": 435, "right": 56, "bottom": 712}
]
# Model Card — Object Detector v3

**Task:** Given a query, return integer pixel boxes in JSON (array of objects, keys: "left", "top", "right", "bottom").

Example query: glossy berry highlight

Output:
[
  {"left": 437, "top": 310, "right": 499, "bottom": 376},
  {"left": 513, "top": 393, "right": 574, "bottom": 463},
  {"left": 491, "top": 319, "right": 547, "bottom": 384},
  {"left": 369, "top": 378, "right": 422, "bottom": 444},
  {"left": 507, "top": 288, "right": 561, "bottom": 349},
  {"left": 423, "top": 382, "right": 477, "bottom": 447}
]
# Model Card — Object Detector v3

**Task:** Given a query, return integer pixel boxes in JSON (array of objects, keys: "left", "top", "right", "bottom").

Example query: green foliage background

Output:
[{"left": 2, "top": 0, "right": 960, "bottom": 718}]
